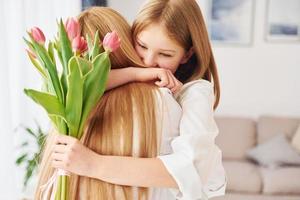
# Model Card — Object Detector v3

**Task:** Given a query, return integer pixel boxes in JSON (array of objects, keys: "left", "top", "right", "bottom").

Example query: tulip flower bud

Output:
[
  {"left": 65, "top": 17, "right": 80, "bottom": 41},
  {"left": 72, "top": 35, "right": 87, "bottom": 54},
  {"left": 31, "top": 27, "right": 46, "bottom": 45},
  {"left": 102, "top": 31, "right": 121, "bottom": 53},
  {"left": 26, "top": 49, "right": 37, "bottom": 59}
]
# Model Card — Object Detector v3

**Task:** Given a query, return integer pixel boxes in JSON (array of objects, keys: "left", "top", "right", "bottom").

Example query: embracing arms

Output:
[
  {"left": 106, "top": 67, "right": 183, "bottom": 93},
  {"left": 95, "top": 156, "right": 178, "bottom": 188},
  {"left": 51, "top": 80, "right": 226, "bottom": 199},
  {"left": 51, "top": 67, "right": 182, "bottom": 188},
  {"left": 52, "top": 135, "right": 178, "bottom": 188}
]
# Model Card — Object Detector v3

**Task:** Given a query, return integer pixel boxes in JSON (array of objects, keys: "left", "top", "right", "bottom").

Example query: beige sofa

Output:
[{"left": 212, "top": 116, "right": 300, "bottom": 200}]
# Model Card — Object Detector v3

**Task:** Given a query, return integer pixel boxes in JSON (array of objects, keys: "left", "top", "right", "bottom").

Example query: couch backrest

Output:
[
  {"left": 257, "top": 116, "right": 300, "bottom": 144},
  {"left": 215, "top": 117, "right": 256, "bottom": 160}
]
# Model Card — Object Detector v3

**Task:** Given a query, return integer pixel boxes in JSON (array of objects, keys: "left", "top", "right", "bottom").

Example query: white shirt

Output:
[{"left": 149, "top": 80, "right": 226, "bottom": 200}]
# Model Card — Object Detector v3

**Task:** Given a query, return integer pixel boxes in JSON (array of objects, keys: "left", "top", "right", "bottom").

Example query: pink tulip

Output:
[
  {"left": 65, "top": 17, "right": 80, "bottom": 41},
  {"left": 31, "top": 27, "right": 45, "bottom": 45},
  {"left": 102, "top": 31, "right": 121, "bottom": 52},
  {"left": 72, "top": 35, "right": 87, "bottom": 54},
  {"left": 26, "top": 49, "right": 36, "bottom": 59}
]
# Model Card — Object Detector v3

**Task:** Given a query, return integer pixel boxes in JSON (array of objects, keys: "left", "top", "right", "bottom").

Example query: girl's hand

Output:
[
  {"left": 51, "top": 135, "right": 99, "bottom": 178},
  {"left": 134, "top": 67, "right": 183, "bottom": 93}
]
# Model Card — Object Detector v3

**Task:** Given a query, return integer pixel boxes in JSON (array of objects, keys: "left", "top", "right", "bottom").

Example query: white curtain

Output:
[{"left": 0, "top": 0, "right": 80, "bottom": 199}]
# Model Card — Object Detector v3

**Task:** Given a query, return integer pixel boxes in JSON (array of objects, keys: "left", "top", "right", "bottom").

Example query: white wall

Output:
[
  {"left": 108, "top": 0, "right": 300, "bottom": 119},
  {"left": 213, "top": 0, "right": 300, "bottom": 118},
  {"left": 0, "top": 1, "right": 81, "bottom": 199},
  {"left": 108, "top": 0, "right": 145, "bottom": 23}
]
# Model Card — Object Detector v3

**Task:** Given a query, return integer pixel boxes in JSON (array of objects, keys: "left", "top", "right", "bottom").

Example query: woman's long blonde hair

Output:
[
  {"left": 132, "top": 0, "right": 220, "bottom": 109},
  {"left": 35, "top": 7, "right": 161, "bottom": 200}
]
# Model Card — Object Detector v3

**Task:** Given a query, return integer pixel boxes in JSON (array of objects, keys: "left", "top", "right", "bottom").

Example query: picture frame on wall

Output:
[
  {"left": 82, "top": 0, "right": 107, "bottom": 11},
  {"left": 208, "top": 0, "right": 255, "bottom": 46},
  {"left": 265, "top": 0, "right": 300, "bottom": 42}
]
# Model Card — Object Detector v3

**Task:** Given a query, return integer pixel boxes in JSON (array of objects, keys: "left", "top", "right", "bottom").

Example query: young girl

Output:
[{"left": 51, "top": 0, "right": 226, "bottom": 199}]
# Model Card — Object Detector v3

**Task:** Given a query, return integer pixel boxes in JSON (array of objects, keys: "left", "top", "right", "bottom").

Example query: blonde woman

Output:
[
  {"left": 50, "top": 0, "right": 227, "bottom": 199},
  {"left": 36, "top": 7, "right": 180, "bottom": 200}
]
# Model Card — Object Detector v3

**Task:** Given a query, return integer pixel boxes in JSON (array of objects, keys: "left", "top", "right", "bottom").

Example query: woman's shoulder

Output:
[
  {"left": 182, "top": 79, "right": 213, "bottom": 91},
  {"left": 175, "top": 79, "right": 214, "bottom": 101},
  {"left": 157, "top": 87, "right": 181, "bottom": 108},
  {"left": 155, "top": 87, "right": 182, "bottom": 116}
]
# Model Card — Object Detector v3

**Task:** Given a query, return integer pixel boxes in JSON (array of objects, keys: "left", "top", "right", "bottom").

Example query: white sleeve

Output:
[{"left": 158, "top": 80, "right": 226, "bottom": 200}]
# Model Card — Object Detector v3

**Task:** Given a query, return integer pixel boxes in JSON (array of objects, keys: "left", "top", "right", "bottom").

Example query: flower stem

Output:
[
  {"left": 55, "top": 176, "right": 62, "bottom": 200},
  {"left": 61, "top": 176, "right": 68, "bottom": 200}
]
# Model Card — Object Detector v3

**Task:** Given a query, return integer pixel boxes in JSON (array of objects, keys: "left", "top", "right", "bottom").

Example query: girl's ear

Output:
[{"left": 180, "top": 47, "right": 194, "bottom": 64}]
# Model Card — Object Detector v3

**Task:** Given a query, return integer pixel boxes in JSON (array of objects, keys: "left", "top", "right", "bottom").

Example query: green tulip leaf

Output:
[
  {"left": 54, "top": 38, "right": 64, "bottom": 65},
  {"left": 91, "top": 31, "right": 101, "bottom": 60},
  {"left": 59, "top": 19, "right": 73, "bottom": 97},
  {"left": 78, "top": 52, "right": 110, "bottom": 138},
  {"left": 24, "top": 89, "right": 66, "bottom": 122},
  {"left": 65, "top": 56, "right": 84, "bottom": 137},
  {"left": 86, "top": 34, "right": 93, "bottom": 60},
  {"left": 48, "top": 42, "right": 56, "bottom": 65},
  {"left": 30, "top": 38, "right": 64, "bottom": 104},
  {"left": 59, "top": 19, "right": 73, "bottom": 73},
  {"left": 76, "top": 57, "right": 92, "bottom": 76}
]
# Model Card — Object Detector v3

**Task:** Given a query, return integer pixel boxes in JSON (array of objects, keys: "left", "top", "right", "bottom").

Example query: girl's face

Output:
[{"left": 135, "top": 23, "right": 189, "bottom": 74}]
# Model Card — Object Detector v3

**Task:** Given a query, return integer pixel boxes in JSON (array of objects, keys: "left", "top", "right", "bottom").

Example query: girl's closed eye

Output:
[
  {"left": 159, "top": 53, "right": 172, "bottom": 57},
  {"left": 138, "top": 42, "right": 147, "bottom": 50}
]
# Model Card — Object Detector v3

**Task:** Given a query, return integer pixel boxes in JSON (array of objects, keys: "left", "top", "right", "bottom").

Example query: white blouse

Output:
[{"left": 149, "top": 80, "right": 226, "bottom": 200}]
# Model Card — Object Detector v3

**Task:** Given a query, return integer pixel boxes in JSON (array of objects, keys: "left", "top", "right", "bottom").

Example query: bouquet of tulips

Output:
[{"left": 24, "top": 18, "right": 120, "bottom": 199}]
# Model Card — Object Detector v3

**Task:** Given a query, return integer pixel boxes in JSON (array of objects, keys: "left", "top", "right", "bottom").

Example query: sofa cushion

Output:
[
  {"left": 291, "top": 124, "right": 300, "bottom": 153},
  {"left": 215, "top": 117, "right": 256, "bottom": 160},
  {"left": 257, "top": 116, "right": 300, "bottom": 144},
  {"left": 246, "top": 134, "right": 300, "bottom": 167},
  {"left": 223, "top": 161, "right": 262, "bottom": 193},
  {"left": 261, "top": 167, "right": 300, "bottom": 195}
]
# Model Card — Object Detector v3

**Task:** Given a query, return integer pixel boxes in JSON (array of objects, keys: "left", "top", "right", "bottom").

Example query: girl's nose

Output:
[{"left": 143, "top": 53, "right": 157, "bottom": 67}]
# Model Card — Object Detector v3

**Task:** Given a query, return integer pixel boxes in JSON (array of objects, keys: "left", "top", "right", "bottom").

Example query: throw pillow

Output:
[
  {"left": 246, "top": 134, "right": 300, "bottom": 167},
  {"left": 291, "top": 124, "right": 300, "bottom": 153}
]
